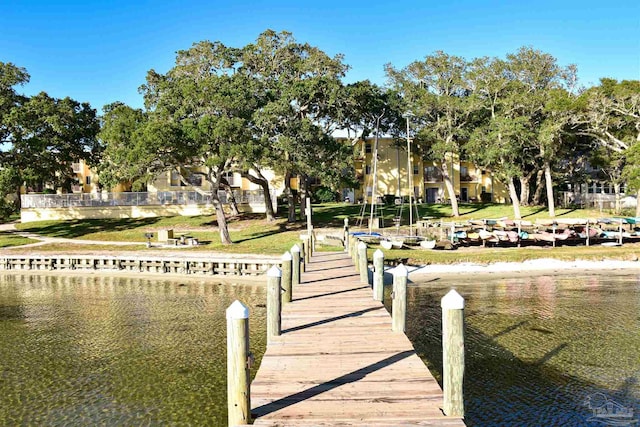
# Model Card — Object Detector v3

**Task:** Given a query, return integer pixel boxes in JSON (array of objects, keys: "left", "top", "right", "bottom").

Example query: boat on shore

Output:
[{"left": 419, "top": 239, "right": 437, "bottom": 249}]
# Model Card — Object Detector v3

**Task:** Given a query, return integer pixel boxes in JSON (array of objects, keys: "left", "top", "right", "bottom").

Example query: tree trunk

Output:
[
  {"left": 613, "top": 182, "right": 621, "bottom": 214},
  {"left": 519, "top": 171, "right": 534, "bottom": 206},
  {"left": 222, "top": 180, "right": 240, "bottom": 217},
  {"left": 15, "top": 187, "right": 22, "bottom": 211},
  {"left": 241, "top": 170, "right": 275, "bottom": 221},
  {"left": 544, "top": 160, "right": 556, "bottom": 217},
  {"left": 508, "top": 177, "right": 522, "bottom": 219},
  {"left": 284, "top": 171, "right": 296, "bottom": 223},
  {"left": 440, "top": 161, "right": 460, "bottom": 217},
  {"left": 211, "top": 186, "right": 232, "bottom": 244},
  {"left": 532, "top": 169, "right": 545, "bottom": 206}
]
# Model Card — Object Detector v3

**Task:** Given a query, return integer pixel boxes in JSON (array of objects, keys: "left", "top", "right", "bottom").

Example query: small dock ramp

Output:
[{"left": 249, "top": 251, "right": 465, "bottom": 426}]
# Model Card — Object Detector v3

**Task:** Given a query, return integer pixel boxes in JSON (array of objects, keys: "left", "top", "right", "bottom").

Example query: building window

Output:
[
  {"left": 223, "top": 172, "right": 238, "bottom": 187},
  {"left": 365, "top": 143, "right": 372, "bottom": 153},
  {"left": 424, "top": 166, "right": 442, "bottom": 182},
  {"left": 186, "top": 173, "right": 203, "bottom": 186},
  {"left": 365, "top": 165, "right": 371, "bottom": 175},
  {"left": 413, "top": 165, "right": 419, "bottom": 175},
  {"left": 85, "top": 176, "right": 91, "bottom": 185}
]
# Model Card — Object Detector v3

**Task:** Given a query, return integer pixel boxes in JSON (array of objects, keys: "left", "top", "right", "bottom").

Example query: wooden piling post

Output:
[
  {"left": 353, "top": 239, "right": 360, "bottom": 272},
  {"left": 306, "top": 196, "right": 312, "bottom": 233},
  {"left": 482, "top": 219, "right": 487, "bottom": 248},
  {"left": 281, "top": 252, "right": 293, "bottom": 304},
  {"left": 441, "top": 289, "right": 465, "bottom": 417},
  {"left": 226, "top": 300, "right": 251, "bottom": 426},
  {"left": 344, "top": 218, "right": 349, "bottom": 252},
  {"left": 392, "top": 264, "right": 408, "bottom": 333},
  {"left": 267, "top": 265, "right": 282, "bottom": 341},
  {"left": 300, "top": 237, "right": 307, "bottom": 272},
  {"left": 291, "top": 244, "right": 301, "bottom": 286},
  {"left": 304, "top": 236, "right": 311, "bottom": 264},
  {"left": 619, "top": 219, "right": 623, "bottom": 246},
  {"left": 350, "top": 237, "right": 355, "bottom": 265},
  {"left": 586, "top": 219, "right": 590, "bottom": 247},
  {"left": 358, "top": 241, "right": 368, "bottom": 285},
  {"left": 353, "top": 238, "right": 359, "bottom": 263},
  {"left": 310, "top": 225, "right": 315, "bottom": 254},
  {"left": 373, "top": 249, "right": 384, "bottom": 301}
]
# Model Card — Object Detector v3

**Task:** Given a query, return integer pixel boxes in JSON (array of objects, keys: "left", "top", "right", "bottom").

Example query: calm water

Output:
[
  {"left": 403, "top": 273, "right": 640, "bottom": 426},
  {"left": 0, "top": 273, "right": 266, "bottom": 426},
  {"left": 2, "top": 272, "right": 639, "bottom": 426}
]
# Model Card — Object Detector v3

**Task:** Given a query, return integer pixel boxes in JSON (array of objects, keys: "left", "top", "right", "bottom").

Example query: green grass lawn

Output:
[
  {"left": 15, "top": 214, "right": 307, "bottom": 255},
  {"left": 10, "top": 203, "right": 640, "bottom": 262},
  {"left": 0, "top": 232, "right": 37, "bottom": 248}
]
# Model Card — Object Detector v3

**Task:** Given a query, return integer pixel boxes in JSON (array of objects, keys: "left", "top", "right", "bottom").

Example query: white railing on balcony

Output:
[{"left": 21, "top": 190, "right": 276, "bottom": 209}]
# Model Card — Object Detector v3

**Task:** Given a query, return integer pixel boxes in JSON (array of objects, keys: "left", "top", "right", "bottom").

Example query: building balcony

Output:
[
  {"left": 424, "top": 174, "right": 443, "bottom": 182},
  {"left": 460, "top": 174, "right": 478, "bottom": 182}
]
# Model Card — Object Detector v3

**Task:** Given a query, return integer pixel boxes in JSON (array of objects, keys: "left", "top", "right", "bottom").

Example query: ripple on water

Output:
[
  {"left": 405, "top": 273, "right": 640, "bottom": 427},
  {"left": 0, "top": 273, "right": 266, "bottom": 426}
]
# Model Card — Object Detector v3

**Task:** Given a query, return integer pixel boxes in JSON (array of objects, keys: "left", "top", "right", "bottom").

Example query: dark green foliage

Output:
[
  {"left": 1, "top": 62, "right": 100, "bottom": 194},
  {"left": 312, "top": 186, "right": 337, "bottom": 203}
]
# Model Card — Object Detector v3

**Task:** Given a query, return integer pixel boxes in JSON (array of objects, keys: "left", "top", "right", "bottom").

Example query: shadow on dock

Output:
[
  {"left": 252, "top": 350, "right": 414, "bottom": 418},
  {"left": 282, "top": 305, "right": 384, "bottom": 333}
]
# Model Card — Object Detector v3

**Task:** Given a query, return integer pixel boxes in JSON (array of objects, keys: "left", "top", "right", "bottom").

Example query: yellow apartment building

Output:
[
  {"left": 342, "top": 136, "right": 508, "bottom": 204},
  {"left": 65, "top": 139, "right": 508, "bottom": 206},
  {"left": 65, "top": 161, "right": 286, "bottom": 196}
]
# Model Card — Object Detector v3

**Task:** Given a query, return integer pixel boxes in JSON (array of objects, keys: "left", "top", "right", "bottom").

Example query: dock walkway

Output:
[{"left": 249, "top": 250, "right": 465, "bottom": 426}]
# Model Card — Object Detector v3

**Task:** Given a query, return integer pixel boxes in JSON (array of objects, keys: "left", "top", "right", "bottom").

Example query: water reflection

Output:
[
  {"left": 0, "top": 273, "right": 266, "bottom": 426},
  {"left": 403, "top": 273, "right": 640, "bottom": 427}
]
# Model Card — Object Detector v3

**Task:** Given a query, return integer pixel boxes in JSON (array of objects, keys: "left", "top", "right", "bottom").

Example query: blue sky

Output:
[{"left": 2, "top": 0, "right": 639, "bottom": 111}]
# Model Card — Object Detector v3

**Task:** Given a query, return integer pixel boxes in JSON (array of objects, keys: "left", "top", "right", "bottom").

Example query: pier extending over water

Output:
[{"left": 247, "top": 250, "right": 465, "bottom": 426}]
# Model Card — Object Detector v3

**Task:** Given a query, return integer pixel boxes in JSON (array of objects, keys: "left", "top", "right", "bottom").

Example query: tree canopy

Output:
[{"left": 3, "top": 35, "right": 639, "bottom": 226}]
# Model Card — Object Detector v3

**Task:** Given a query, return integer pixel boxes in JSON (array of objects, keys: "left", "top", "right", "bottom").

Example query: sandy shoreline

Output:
[{"left": 399, "top": 258, "right": 640, "bottom": 281}]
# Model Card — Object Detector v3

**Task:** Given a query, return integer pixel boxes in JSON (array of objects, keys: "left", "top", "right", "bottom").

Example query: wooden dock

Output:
[{"left": 249, "top": 250, "right": 465, "bottom": 426}]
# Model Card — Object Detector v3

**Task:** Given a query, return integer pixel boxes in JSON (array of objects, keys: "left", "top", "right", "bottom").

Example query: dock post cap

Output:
[
  {"left": 357, "top": 241, "right": 367, "bottom": 249},
  {"left": 373, "top": 249, "right": 384, "bottom": 259},
  {"left": 267, "top": 265, "right": 282, "bottom": 278},
  {"left": 441, "top": 289, "right": 465, "bottom": 309},
  {"left": 344, "top": 218, "right": 349, "bottom": 225},
  {"left": 226, "top": 300, "right": 249, "bottom": 319},
  {"left": 290, "top": 244, "right": 301, "bottom": 253},
  {"left": 393, "top": 263, "right": 408, "bottom": 277},
  {"left": 281, "top": 251, "right": 293, "bottom": 261}
]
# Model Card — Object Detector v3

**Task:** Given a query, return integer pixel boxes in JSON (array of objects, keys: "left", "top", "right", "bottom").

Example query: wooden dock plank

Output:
[{"left": 249, "top": 251, "right": 465, "bottom": 426}]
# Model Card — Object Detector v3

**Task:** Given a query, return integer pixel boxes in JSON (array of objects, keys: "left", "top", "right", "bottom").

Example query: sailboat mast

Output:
[
  {"left": 403, "top": 111, "right": 415, "bottom": 237},
  {"left": 368, "top": 117, "right": 382, "bottom": 235}
]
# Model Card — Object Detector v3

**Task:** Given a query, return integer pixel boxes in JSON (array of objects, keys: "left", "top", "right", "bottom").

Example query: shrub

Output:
[{"left": 312, "top": 186, "right": 338, "bottom": 203}]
